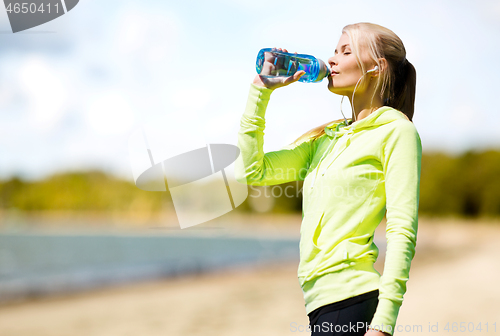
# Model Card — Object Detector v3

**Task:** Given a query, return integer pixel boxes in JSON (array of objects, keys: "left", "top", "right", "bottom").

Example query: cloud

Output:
[
  {"left": 2, "top": 0, "right": 500, "bottom": 179},
  {"left": 85, "top": 90, "right": 135, "bottom": 136},
  {"left": 18, "top": 56, "right": 68, "bottom": 131}
]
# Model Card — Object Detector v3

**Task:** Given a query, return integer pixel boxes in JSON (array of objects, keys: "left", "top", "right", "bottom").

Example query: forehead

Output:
[{"left": 335, "top": 33, "right": 351, "bottom": 51}]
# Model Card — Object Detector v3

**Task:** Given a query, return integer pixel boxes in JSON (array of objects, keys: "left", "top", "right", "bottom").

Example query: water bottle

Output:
[{"left": 255, "top": 48, "right": 331, "bottom": 83}]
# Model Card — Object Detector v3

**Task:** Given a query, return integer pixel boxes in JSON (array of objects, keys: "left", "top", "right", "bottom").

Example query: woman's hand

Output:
[
  {"left": 364, "top": 329, "right": 391, "bottom": 336},
  {"left": 253, "top": 48, "right": 306, "bottom": 90}
]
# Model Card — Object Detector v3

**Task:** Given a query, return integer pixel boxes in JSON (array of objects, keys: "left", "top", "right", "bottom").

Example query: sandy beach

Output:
[{"left": 0, "top": 216, "right": 499, "bottom": 336}]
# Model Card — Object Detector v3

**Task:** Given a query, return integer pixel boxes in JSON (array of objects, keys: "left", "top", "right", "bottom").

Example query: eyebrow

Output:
[{"left": 334, "top": 44, "right": 350, "bottom": 54}]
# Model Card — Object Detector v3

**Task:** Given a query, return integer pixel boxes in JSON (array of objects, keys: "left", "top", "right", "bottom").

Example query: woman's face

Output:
[{"left": 327, "top": 33, "right": 373, "bottom": 95}]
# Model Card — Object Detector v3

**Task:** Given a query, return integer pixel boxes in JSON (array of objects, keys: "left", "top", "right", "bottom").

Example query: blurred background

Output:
[{"left": 0, "top": 0, "right": 499, "bottom": 335}]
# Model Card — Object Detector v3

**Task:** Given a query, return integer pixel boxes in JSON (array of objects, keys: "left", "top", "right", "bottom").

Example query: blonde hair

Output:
[{"left": 290, "top": 22, "right": 416, "bottom": 146}]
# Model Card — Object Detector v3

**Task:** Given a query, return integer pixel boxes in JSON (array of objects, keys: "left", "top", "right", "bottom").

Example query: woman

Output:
[{"left": 235, "top": 22, "right": 421, "bottom": 336}]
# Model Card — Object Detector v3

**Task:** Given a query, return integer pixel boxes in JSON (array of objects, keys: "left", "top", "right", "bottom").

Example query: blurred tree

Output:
[
  {"left": 0, "top": 171, "right": 169, "bottom": 214},
  {"left": 1, "top": 150, "right": 499, "bottom": 219},
  {"left": 419, "top": 150, "right": 500, "bottom": 217}
]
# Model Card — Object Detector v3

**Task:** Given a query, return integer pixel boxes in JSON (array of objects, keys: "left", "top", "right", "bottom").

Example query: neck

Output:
[
  {"left": 347, "top": 78, "right": 383, "bottom": 123},
  {"left": 349, "top": 100, "right": 383, "bottom": 122}
]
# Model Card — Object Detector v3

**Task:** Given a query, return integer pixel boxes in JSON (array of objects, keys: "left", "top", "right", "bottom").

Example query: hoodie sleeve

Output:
[
  {"left": 234, "top": 83, "right": 312, "bottom": 186},
  {"left": 370, "top": 120, "right": 422, "bottom": 336}
]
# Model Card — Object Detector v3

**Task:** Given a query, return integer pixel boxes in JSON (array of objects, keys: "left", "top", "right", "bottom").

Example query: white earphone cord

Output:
[{"left": 339, "top": 66, "right": 378, "bottom": 125}]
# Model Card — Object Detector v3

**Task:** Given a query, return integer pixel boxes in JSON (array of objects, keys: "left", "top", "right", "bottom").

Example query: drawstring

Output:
[
  {"left": 310, "top": 133, "right": 337, "bottom": 189},
  {"left": 308, "top": 107, "right": 395, "bottom": 190},
  {"left": 310, "top": 125, "right": 354, "bottom": 189},
  {"left": 320, "top": 129, "right": 354, "bottom": 176}
]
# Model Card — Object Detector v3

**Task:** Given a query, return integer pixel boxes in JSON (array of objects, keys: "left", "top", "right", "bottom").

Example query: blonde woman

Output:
[{"left": 236, "top": 22, "right": 421, "bottom": 336}]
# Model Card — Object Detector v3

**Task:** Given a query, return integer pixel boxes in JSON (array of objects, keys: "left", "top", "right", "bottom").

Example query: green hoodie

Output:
[{"left": 235, "top": 84, "right": 422, "bottom": 335}]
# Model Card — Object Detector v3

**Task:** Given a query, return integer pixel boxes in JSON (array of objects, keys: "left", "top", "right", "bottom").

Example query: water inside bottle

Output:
[{"left": 256, "top": 48, "right": 322, "bottom": 83}]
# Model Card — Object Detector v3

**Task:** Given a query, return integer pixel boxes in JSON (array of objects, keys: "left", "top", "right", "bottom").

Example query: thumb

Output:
[{"left": 284, "top": 70, "right": 306, "bottom": 85}]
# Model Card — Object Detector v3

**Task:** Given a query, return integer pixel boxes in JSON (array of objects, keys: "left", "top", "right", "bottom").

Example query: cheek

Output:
[
  {"left": 344, "top": 63, "right": 361, "bottom": 76},
  {"left": 343, "top": 56, "right": 363, "bottom": 73}
]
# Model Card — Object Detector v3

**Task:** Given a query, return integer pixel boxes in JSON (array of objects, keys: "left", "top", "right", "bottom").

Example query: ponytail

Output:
[{"left": 385, "top": 59, "right": 416, "bottom": 121}]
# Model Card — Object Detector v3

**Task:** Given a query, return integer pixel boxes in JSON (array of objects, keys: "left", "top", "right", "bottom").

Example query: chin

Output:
[
  {"left": 327, "top": 82, "right": 336, "bottom": 93},
  {"left": 327, "top": 80, "right": 342, "bottom": 94}
]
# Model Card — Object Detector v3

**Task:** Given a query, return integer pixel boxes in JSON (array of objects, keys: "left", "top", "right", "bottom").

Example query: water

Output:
[
  {"left": 0, "top": 232, "right": 299, "bottom": 303},
  {"left": 255, "top": 48, "right": 330, "bottom": 83}
]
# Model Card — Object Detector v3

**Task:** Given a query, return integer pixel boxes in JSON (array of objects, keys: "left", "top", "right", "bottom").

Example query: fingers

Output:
[
  {"left": 294, "top": 70, "right": 306, "bottom": 80},
  {"left": 275, "top": 47, "right": 293, "bottom": 53},
  {"left": 267, "top": 48, "right": 305, "bottom": 87},
  {"left": 276, "top": 48, "right": 296, "bottom": 53},
  {"left": 283, "top": 70, "right": 306, "bottom": 85}
]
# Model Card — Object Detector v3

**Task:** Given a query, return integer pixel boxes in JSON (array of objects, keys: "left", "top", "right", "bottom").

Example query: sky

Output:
[{"left": 0, "top": 0, "right": 499, "bottom": 181}]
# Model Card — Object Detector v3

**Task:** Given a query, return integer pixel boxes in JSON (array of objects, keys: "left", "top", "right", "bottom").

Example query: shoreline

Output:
[{"left": 0, "top": 217, "right": 498, "bottom": 335}]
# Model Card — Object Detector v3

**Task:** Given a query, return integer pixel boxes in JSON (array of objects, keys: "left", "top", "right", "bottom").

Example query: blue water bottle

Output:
[{"left": 255, "top": 48, "right": 331, "bottom": 83}]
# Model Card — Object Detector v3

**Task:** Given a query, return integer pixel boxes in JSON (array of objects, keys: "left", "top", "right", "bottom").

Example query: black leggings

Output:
[{"left": 308, "top": 293, "right": 379, "bottom": 335}]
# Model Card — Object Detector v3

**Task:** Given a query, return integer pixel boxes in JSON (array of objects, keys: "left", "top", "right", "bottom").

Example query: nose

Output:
[{"left": 328, "top": 56, "right": 337, "bottom": 67}]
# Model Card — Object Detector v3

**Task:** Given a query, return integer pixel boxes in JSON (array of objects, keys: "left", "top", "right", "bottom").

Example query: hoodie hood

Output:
[{"left": 323, "top": 106, "right": 409, "bottom": 138}]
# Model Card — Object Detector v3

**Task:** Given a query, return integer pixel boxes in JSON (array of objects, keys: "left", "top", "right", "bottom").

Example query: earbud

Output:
[{"left": 366, "top": 66, "right": 379, "bottom": 73}]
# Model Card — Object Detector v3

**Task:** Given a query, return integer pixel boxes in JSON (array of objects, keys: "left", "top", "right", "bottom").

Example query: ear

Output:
[{"left": 372, "top": 58, "right": 388, "bottom": 77}]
